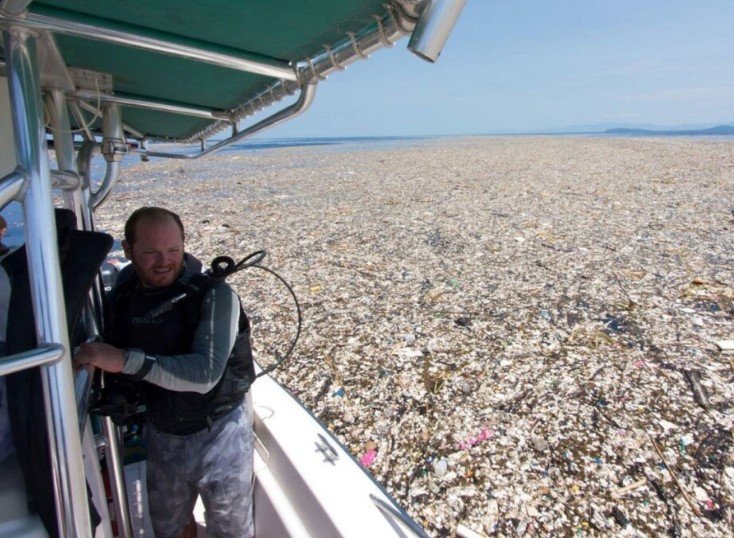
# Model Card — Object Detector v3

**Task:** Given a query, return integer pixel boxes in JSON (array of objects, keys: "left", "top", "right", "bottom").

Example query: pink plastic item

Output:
[
  {"left": 360, "top": 448, "right": 378, "bottom": 467},
  {"left": 457, "top": 426, "right": 492, "bottom": 451}
]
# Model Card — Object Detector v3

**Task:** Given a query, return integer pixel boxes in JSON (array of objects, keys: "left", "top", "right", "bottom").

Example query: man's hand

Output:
[{"left": 73, "top": 342, "right": 125, "bottom": 373}]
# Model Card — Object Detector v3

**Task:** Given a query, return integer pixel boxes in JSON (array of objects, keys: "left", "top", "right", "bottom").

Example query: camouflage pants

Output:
[{"left": 146, "top": 403, "right": 254, "bottom": 538}]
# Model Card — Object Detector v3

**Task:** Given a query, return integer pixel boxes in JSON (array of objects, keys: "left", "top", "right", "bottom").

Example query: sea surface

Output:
[{"left": 2, "top": 132, "right": 733, "bottom": 247}]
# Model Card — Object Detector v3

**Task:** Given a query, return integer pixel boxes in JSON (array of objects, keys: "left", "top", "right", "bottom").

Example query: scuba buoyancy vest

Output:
[{"left": 108, "top": 270, "right": 255, "bottom": 435}]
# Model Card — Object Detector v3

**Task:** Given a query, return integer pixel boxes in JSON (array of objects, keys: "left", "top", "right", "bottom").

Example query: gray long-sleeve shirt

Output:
[{"left": 120, "top": 263, "right": 240, "bottom": 394}]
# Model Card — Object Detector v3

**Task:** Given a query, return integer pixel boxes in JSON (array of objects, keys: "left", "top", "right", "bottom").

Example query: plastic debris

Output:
[
  {"left": 531, "top": 435, "right": 548, "bottom": 452},
  {"left": 360, "top": 448, "right": 377, "bottom": 467},
  {"left": 432, "top": 458, "right": 448, "bottom": 477},
  {"left": 682, "top": 370, "right": 711, "bottom": 409},
  {"left": 457, "top": 426, "right": 491, "bottom": 451},
  {"left": 454, "top": 316, "right": 472, "bottom": 328},
  {"left": 612, "top": 479, "right": 646, "bottom": 498},
  {"left": 95, "top": 136, "right": 734, "bottom": 537},
  {"left": 483, "top": 498, "right": 499, "bottom": 535},
  {"left": 611, "top": 507, "right": 629, "bottom": 528}
]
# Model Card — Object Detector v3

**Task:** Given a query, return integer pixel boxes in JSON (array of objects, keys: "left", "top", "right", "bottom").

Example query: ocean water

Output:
[
  {"left": 224, "top": 135, "right": 436, "bottom": 153},
  {"left": 145, "top": 135, "right": 437, "bottom": 159},
  {"left": 585, "top": 132, "right": 734, "bottom": 141}
]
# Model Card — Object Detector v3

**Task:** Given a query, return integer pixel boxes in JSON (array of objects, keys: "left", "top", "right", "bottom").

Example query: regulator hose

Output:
[{"left": 207, "top": 250, "right": 302, "bottom": 378}]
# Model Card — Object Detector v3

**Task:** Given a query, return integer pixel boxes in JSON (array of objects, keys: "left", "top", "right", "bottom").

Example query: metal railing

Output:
[
  {"left": 3, "top": 25, "right": 94, "bottom": 537},
  {"left": 0, "top": 344, "right": 65, "bottom": 376}
]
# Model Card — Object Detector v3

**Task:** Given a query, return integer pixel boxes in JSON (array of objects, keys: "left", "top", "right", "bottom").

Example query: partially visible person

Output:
[
  {"left": 0, "top": 215, "right": 11, "bottom": 462},
  {"left": 74, "top": 207, "right": 254, "bottom": 538},
  {"left": 0, "top": 216, "right": 9, "bottom": 256}
]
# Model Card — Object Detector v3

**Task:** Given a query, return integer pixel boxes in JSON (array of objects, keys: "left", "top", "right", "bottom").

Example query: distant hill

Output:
[{"left": 605, "top": 125, "right": 734, "bottom": 136}]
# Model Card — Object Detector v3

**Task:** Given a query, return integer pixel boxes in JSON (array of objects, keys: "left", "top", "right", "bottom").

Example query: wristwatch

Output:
[{"left": 129, "top": 352, "right": 156, "bottom": 381}]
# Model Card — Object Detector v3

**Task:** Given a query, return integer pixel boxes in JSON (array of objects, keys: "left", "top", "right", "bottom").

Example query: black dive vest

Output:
[{"left": 109, "top": 272, "right": 254, "bottom": 435}]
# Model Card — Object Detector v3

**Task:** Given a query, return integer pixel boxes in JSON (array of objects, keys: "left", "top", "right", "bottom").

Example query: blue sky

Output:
[{"left": 268, "top": 0, "right": 734, "bottom": 137}]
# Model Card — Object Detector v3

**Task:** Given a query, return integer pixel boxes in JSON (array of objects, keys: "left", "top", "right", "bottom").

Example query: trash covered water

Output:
[{"left": 97, "top": 136, "right": 734, "bottom": 536}]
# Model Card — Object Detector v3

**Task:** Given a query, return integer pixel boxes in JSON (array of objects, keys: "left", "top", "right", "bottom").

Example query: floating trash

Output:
[
  {"left": 95, "top": 136, "right": 734, "bottom": 537},
  {"left": 454, "top": 316, "right": 472, "bottom": 328},
  {"left": 457, "top": 426, "right": 492, "bottom": 451},
  {"left": 433, "top": 458, "right": 448, "bottom": 477},
  {"left": 360, "top": 448, "right": 377, "bottom": 468}
]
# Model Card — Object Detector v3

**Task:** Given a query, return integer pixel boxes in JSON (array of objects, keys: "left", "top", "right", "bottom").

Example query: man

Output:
[{"left": 74, "top": 207, "right": 254, "bottom": 538}]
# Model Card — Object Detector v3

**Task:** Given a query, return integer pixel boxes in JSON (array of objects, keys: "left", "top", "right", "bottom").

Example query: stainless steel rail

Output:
[
  {"left": 140, "top": 81, "right": 317, "bottom": 160},
  {"left": 0, "top": 344, "right": 64, "bottom": 376},
  {"left": 47, "top": 88, "right": 85, "bottom": 219},
  {"left": 0, "top": 7, "right": 297, "bottom": 81},
  {"left": 4, "top": 26, "right": 93, "bottom": 537},
  {"left": 67, "top": 100, "right": 95, "bottom": 141},
  {"left": 74, "top": 120, "right": 132, "bottom": 536},
  {"left": 102, "top": 396, "right": 134, "bottom": 538},
  {"left": 0, "top": 168, "right": 25, "bottom": 208},
  {"left": 0, "top": 0, "right": 31, "bottom": 17},
  {"left": 75, "top": 98, "right": 145, "bottom": 140},
  {"left": 50, "top": 169, "right": 80, "bottom": 190},
  {"left": 47, "top": 88, "right": 103, "bottom": 430},
  {"left": 91, "top": 102, "right": 123, "bottom": 209},
  {"left": 74, "top": 88, "right": 229, "bottom": 121},
  {"left": 122, "top": 122, "right": 145, "bottom": 140}
]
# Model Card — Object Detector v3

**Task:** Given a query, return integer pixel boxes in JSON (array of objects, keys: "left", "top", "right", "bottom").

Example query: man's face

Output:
[{"left": 122, "top": 216, "right": 184, "bottom": 288}]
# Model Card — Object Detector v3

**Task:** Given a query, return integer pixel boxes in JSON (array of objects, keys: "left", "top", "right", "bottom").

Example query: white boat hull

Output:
[{"left": 244, "top": 371, "right": 425, "bottom": 537}]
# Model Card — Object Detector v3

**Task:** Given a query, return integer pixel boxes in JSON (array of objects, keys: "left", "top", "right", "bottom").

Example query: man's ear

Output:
[{"left": 122, "top": 240, "right": 132, "bottom": 259}]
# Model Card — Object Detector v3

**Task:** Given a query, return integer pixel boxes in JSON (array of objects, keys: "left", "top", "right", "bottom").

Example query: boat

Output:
[{"left": 0, "top": 1, "right": 467, "bottom": 536}]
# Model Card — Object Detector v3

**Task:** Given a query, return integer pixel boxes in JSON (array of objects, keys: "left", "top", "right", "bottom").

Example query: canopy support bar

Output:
[
  {"left": 0, "top": 0, "right": 31, "bottom": 17},
  {"left": 0, "top": 344, "right": 64, "bottom": 377},
  {"left": 3, "top": 25, "right": 92, "bottom": 537},
  {"left": 140, "top": 81, "right": 317, "bottom": 160},
  {"left": 0, "top": 168, "right": 26, "bottom": 208},
  {"left": 91, "top": 103, "right": 123, "bottom": 209},
  {"left": 0, "top": 7, "right": 298, "bottom": 81},
  {"left": 67, "top": 100, "right": 95, "bottom": 141},
  {"left": 73, "top": 89, "right": 229, "bottom": 121},
  {"left": 75, "top": 98, "right": 145, "bottom": 140},
  {"left": 46, "top": 88, "right": 86, "bottom": 220}
]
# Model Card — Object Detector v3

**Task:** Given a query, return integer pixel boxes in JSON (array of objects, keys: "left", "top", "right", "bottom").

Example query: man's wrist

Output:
[{"left": 121, "top": 348, "right": 145, "bottom": 376}]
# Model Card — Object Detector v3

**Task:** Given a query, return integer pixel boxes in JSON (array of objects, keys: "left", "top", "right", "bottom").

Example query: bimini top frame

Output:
[{"left": 0, "top": 1, "right": 467, "bottom": 159}]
